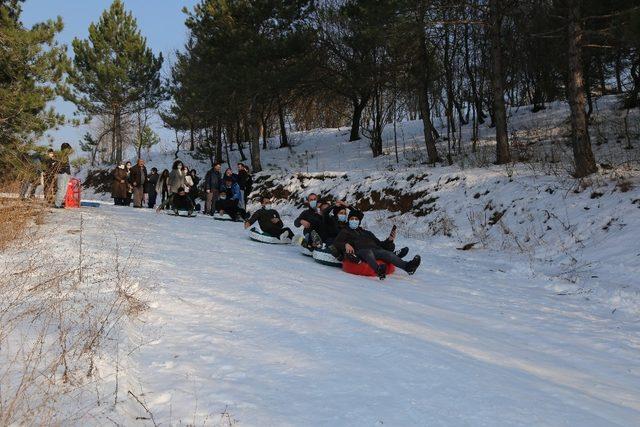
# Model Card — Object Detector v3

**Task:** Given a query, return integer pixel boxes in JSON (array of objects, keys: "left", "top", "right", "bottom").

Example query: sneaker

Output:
[
  {"left": 405, "top": 255, "right": 421, "bottom": 275},
  {"left": 310, "top": 230, "right": 323, "bottom": 248},
  {"left": 280, "top": 230, "right": 291, "bottom": 241},
  {"left": 395, "top": 247, "right": 409, "bottom": 258},
  {"left": 376, "top": 264, "right": 387, "bottom": 280}
]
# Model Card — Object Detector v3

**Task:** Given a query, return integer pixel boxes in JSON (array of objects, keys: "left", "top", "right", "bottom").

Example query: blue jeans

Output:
[{"left": 54, "top": 173, "right": 70, "bottom": 207}]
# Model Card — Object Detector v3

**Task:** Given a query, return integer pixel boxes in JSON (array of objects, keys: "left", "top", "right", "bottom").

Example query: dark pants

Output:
[
  {"left": 356, "top": 248, "right": 407, "bottom": 272},
  {"left": 114, "top": 197, "right": 126, "bottom": 206},
  {"left": 148, "top": 191, "right": 157, "bottom": 208},
  {"left": 262, "top": 224, "right": 294, "bottom": 240}
]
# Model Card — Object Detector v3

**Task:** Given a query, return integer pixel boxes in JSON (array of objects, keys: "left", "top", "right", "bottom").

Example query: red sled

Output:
[
  {"left": 342, "top": 259, "right": 395, "bottom": 277},
  {"left": 65, "top": 178, "right": 81, "bottom": 208}
]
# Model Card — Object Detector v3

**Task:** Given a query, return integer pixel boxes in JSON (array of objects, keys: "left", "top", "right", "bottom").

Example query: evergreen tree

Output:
[
  {"left": 0, "top": 0, "right": 67, "bottom": 163},
  {"left": 66, "top": 0, "right": 164, "bottom": 164}
]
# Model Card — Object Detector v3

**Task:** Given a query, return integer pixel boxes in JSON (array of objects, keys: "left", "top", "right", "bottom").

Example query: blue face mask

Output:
[
  {"left": 338, "top": 214, "right": 347, "bottom": 222},
  {"left": 348, "top": 219, "right": 359, "bottom": 229},
  {"left": 309, "top": 200, "right": 317, "bottom": 209}
]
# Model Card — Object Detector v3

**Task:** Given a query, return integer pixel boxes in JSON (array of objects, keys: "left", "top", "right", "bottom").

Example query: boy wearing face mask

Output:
[
  {"left": 294, "top": 193, "right": 326, "bottom": 248},
  {"left": 332, "top": 210, "right": 421, "bottom": 280},
  {"left": 244, "top": 196, "right": 294, "bottom": 240}
]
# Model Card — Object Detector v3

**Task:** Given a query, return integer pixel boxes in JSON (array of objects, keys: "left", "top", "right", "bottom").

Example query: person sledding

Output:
[
  {"left": 294, "top": 193, "right": 327, "bottom": 249},
  {"left": 156, "top": 187, "right": 195, "bottom": 216},
  {"left": 331, "top": 210, "right": 420, "bottom": 280},
  {"left": 244, "top": 196, "right": 294, "bottom": 241},
  {"left": 214, "top": 177, "right": 246, "bottom": 220},
  {"left": 321, "top": 200, "right": 352, "bottom": 246}
]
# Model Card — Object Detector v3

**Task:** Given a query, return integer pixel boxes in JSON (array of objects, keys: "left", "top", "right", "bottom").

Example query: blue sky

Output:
[{"left": 21, "top": 0, "right": 201, "bottom": 150}]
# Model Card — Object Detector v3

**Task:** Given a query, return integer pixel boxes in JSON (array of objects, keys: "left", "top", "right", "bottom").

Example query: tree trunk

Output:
[
  {"left": 115, "top": 111, "right": 123, "bottom": 164},
  {"left": 189, "top": 122, "right": 195, "bottom": 151},
  {"left": 418, "top": 89, "right": 439, "bottom": 164},
  {"left": 249, "top": 97, "right": 262, "bottom": 172},
  {"left": 261, "top": 114, "right": 269, "bottom": 150},
  {"left": 489, "top": 0, "right": 511, "bottom": 164},
  {"left": 277, "top": 97, "right": 289, "bottom": 148},
  {"left": 215, "top": 123, "right": 223, "bottom": 163},
  {"left": 349, "top": 97, "right": 367, "bottom": 141},
  {"left": 566, "top": 0, "right": 597, "bottom": 178}
]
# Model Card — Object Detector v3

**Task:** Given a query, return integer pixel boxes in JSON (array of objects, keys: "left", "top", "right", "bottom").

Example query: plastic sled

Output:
[
  {"left": 167, "top": 211, "right": 197, "bottom": 218},
  {"left": 342, "top": 259, "right": 396, "bottom": 277},
  {"left": 248, "top": 227, "right": 291, "bottom": 244},
  {"left": 313, "top": 247, "right": 342, "bottom": 267},
  {"left": 298, "top": 244, "right": 313, "bottom": 257},
  {"left": 80, "top": 201, "right": 100, "bottom": 208},
  {"left": 213, "top": 213, "right": 235, "bottom": 221}
]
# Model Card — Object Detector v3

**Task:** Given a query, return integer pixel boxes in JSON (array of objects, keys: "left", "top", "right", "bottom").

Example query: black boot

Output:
[
  {"left": 376, "top": 264, "right": 387, "bottom": 280},
  {"left": 404, "top": 255, "right": 421, "bottom": 275},
  {"left": 395, "top": 247, "right": 409, "bottom": 258}
]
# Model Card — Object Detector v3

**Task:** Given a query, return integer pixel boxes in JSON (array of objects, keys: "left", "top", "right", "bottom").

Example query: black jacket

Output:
[
  {"left": 237, "top": 170, "right": 252, "bottom": 192},
  {"left": 145, "top": 173, "right": 159, "bottom": 194},
  {"left": 323, "top": 205, "right": 349, "bottom": 239},
  {"left": 204, "top": 169, "right": 221, "bottom": 192},
  {"left": 294, "top": 207, "right": 326, "bottom": 238},
  {"left": 333, "top": 227, "right": 395, "bottom": 254},
  {"left": 247, "top": 207, "right": 285, "bottom": 235},
  {"left": 173, "top": 193, "right": 194, "bottom": 211}
]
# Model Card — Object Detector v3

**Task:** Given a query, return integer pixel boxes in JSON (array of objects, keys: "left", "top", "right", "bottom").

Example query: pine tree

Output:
[
  {"left": 0, "top": 0, "right": 67, "bottom": 162},
  {"left": 66, "top": 0, "right": 164, "bottom": 164}
]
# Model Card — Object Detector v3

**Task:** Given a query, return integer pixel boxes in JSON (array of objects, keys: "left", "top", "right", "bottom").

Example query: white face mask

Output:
[{"left": 118, "top": 165, "right": 125, "bottom": 169}]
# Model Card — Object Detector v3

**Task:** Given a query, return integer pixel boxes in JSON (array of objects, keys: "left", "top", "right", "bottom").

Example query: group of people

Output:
[
  {"left": 109, "top": 159, "right": 420, "bottom": 280},
  {"left": 19, "top": 143, "right": 74, "bottom": 209},
  {"left": 245, "top": 193, "right": 421, "bottom": 280},
  {"left": 110, "top": 159, "right": 253, "bottom": 217}
]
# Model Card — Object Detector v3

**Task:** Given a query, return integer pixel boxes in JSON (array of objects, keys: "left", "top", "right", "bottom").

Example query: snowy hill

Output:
[
  {"left": 80, "top": 95, "right": 640, "bottom": 318},
  {"left": 7, "top": 95, "right": 640, "bottom": 425}
]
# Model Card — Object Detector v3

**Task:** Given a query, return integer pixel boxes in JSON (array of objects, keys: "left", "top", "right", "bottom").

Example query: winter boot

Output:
[
  {"left": 376, "top": 264, "right": 387, "bottom": 280},
  {"left": 404, "top": 255, "right": 421, "bottom": 275},
  {"left": 395, "top": 247, "right": 409, "bottom": 258},
  {"left": 310, "top": 230, "right": 323, "bottom": 248}
]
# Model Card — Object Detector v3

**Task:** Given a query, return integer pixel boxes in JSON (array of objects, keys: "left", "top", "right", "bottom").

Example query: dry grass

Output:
[{"left": 0, "top": 189, "right": 148, "bottom": 425}]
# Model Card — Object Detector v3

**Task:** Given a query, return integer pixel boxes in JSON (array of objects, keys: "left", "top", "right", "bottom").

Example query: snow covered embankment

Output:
[{"left": 252, "top": 166, "right": 640, "bottom": 318}]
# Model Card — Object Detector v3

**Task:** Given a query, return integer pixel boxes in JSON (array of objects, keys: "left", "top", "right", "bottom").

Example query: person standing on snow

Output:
[
  {"left": 204, "top": 162, "right": 222, "bottom": 215},
  {"left": 146, "top": 167, "right": 159, "bottom": 209},
  {"left": 244, "top": 196, "right": 294, "bottom": 240},
  {"left": 130, "top": 158, "right": 148, "bottom": 208},
  {"left": 332, "top": 210, "right": 420, "bottom": 280},
  {"left": 168, "top": 160, "right": 186, "bottom": 194},
  {"left": 188, "top": 169, "right": 200, "bottom": 209},
  {"left": 53, "top": 143, "right": 73, "bottom": 208},
  {"left": 111, "top": 163, "right": 129, "bottom": 206},
  {"left": 236, "top": 162, "right": 252, "bottom": 209},
  {"left": 156, "top": 169, "right": 170, "bottom": 207}
]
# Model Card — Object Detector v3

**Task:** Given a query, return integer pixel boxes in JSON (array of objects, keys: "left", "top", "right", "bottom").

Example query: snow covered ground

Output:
[{"left": 41, "top": 205, "right": 640, "bottom": 426}]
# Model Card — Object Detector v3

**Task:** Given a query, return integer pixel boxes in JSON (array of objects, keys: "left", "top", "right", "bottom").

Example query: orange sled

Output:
[{"left": 342, "top": 259, "right": 395, "bottom": 277}]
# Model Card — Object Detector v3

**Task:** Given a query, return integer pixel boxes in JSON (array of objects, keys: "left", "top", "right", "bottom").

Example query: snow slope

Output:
[{"left": 47, "top": 206, "right": 640, "bottom": 426}]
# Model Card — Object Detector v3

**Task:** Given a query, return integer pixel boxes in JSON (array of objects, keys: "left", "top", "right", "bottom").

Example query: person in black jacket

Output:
[
  {"left": 204, "top": 163, "right": 222, "bottom": 214},
  {"left": 294, "top": 193, "right": 326, "bottom": 248},
  {"left": 332, "top": 210, "right": 421, "bottom": 280},
  {"left": 146, "top": 167, "right": 159, "bottom": 208},
  {"left": 130, "top": 159, "right": 148, "bottom": 208},
  {"left": 244, "top": 196, "right": 293, "bottom": 240},
  {"left": 156, "top": 187, "right": 194, "bottom": 215},
  {"left": 188, "top": 169, "right": 200, "bottom": 209},
  {"left": 236, "top": 163, "right": 252, "bottom": 207},
  {"left": 322, "top": 201, "right": 351, "bottom": 245}
]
